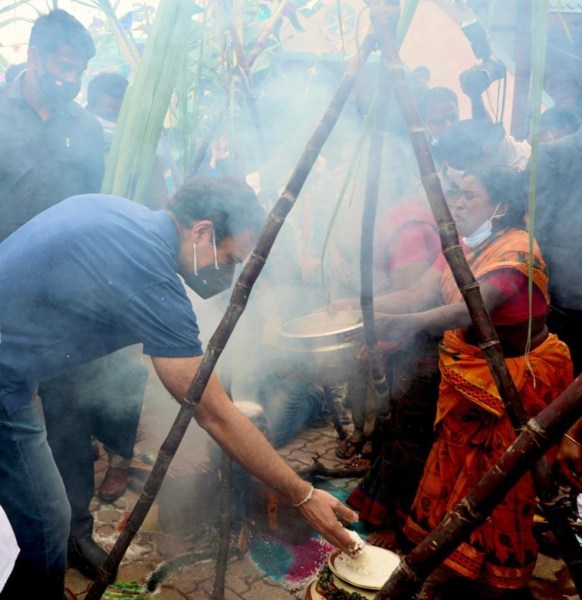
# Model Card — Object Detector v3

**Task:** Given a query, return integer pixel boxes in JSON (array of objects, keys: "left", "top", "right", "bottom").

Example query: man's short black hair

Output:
[
  {"left": 29, "top": 9, "right": 95, "bottom": 61},
  {"left": 438, "top": 119, "right": 505, "bottom": 170},
  {"left": 540, "top": 106, "right": 580, "bottom": 134},
  {"left": 419, "top": 86, "right": 458, "bottom": 119},
  {"left": 87, "top": 73, "right": 129, "bottom": 108},
  {"left": 168, "top": 176, "right": 266, "bottom": 244}
]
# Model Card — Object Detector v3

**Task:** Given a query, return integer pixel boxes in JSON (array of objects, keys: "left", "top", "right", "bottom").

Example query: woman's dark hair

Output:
[
  {"left": 168, "top": 176, "right": 266, "bottom": 244},
  {"left": 463, "top": 162, "right": 527, "bottom": 230},
  {"left": 29, "top": 9, "right": 95, "bottom": 61}
]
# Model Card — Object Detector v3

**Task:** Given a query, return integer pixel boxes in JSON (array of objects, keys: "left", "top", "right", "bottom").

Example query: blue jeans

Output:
[
  {"left": 0, "top": 398, "right": 70, "bottom": 600},
  {"left": 257, "top": 375, "right": 327, "bottom": 448}
]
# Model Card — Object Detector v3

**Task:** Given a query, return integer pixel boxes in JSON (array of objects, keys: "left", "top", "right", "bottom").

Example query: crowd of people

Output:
[{"left": 2, "top": 6, "right": 582, "bottom": 600}]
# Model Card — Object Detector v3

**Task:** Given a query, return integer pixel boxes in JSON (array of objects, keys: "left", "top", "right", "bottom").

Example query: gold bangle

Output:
[{"left": 564, "top": 433, "right": 582, "bottom": 449}]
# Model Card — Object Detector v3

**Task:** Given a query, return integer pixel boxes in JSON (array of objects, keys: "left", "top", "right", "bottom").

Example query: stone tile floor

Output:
[{"left": 65, "top": 378, "right": 580, "bottom": 599}]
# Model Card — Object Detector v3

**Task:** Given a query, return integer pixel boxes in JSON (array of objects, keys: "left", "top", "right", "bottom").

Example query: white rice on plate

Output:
[{"left": 333, "top": 537, "right": 400, "bottom": 589}]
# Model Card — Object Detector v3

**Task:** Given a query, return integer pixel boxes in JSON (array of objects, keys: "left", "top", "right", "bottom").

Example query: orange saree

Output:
[{"left": 403, "top": 228, "right": 573, "bottom": 589}]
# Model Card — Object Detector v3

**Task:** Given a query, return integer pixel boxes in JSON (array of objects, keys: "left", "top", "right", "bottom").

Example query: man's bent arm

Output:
[{"left": 151, "top": 355, "right": 359, "bottom": 553}]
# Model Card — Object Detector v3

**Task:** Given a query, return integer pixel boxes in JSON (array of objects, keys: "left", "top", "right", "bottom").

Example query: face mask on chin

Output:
[
  {"left": 182, "top": 233, "right": 235, "bottom": 299},
  {"left": 462, "top": 218, "right": 492, "bottom": 249},
  {"left": 462, "top": 203, "right": 504, "bottom": 249},
  {"left": 36, "top": 70, "right": 80, "bottom": 108}
]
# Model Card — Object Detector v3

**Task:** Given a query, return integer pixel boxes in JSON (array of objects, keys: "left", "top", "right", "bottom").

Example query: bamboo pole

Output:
[
  {"left": 85, "top": 31, "right": 376, "bottom": 600},
  {"left": 359, "top": 2, "right": 398, "bottom": 420},
  {"left": 376, "top": 375, "right": 582, "bottom": 599},
  {"left": 352, "top": 0, "right": 403, "bottom": 542},
  {"left": 212, "top": 450, "right": 233, "bottom": 599},
  {"left": 379, "top": 19, "right": 582, "bottom": 595},
  {"left": 211, "top": 375, "right": 234, "bottom": 600}
]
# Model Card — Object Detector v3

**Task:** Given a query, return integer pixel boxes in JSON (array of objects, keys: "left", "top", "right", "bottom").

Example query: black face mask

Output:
[
  {"left": 183, "top": 263, "right": 235, "bottom": 299},
  {"left": 37, "top": 71, "right": 80, "bottom": 108}
]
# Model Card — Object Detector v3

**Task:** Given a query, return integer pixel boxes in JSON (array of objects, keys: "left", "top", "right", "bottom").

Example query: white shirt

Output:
[{"left": 0, "top": 505, "right": 19, "bottom": 591}]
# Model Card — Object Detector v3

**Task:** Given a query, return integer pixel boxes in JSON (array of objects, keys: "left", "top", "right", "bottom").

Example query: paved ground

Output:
[{"left": 65, "top": 376, "right": 581, "bottom": 599}]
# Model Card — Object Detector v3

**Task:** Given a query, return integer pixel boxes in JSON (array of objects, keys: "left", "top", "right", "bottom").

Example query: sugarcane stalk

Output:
[
  {"left": 323, "top": 386, "right": 348, "bottom": 440},
  {"left": 318, "top": 0, "right": 419, "bottom": 299},
  {"left": 212, "top": 379, "right": 234, "bottom": 599},
  {"left": 189, "top": 99, "right": 230, "bottom": 177},
  {"left": 350, "top": 0, "right": 402, "bottom": 541},
  {"left": 380, "top": 19, "right": 582, "bottom": 595},
  {"left": 97, "top": 0, "right": 140, "bottom": 69},
  {"left": 246, "top": 0, "right": 290, "bottom": 66},
  {"left": 375, "top": 375, "right": 582, "bottom": 599},
  {"left": 186, "top": 0, "right": 211, "bottom": 181},
  {"left": 185, "top": 30, "right": 375, "bottom": 407},
  {"left": 189, "top": 0, "right": 287, "bottom": 179},
  {"left": 396, "top": 0, "right": 420, "bottom": 47},
  {"left": 103, "top": 0, "right": 195, "bottom": 203},
  {"left": 86, "top": 31, "right": 376, "bottom": 600},
  {"left": 359, "top": 1, "right": 398, "bottom": 409},
  {"left": 510, "top": 0, "right": 532, "bottom": 140},
  {"left": 218, "top": 0, "right": 278, "bottom": 208},
  {"left": 212, "top": 449, "right": 233, "bottom": 599}
]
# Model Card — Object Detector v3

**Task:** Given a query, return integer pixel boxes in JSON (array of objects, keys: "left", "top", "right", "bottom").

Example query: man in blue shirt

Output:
[{"left": 0, "top": 176, "right": 358, "bottom": 600}]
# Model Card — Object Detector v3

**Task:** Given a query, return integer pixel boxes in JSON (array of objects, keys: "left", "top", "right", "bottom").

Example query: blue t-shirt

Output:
[{"left": 0, "top": 194, "right": 203, "bottom": 412}]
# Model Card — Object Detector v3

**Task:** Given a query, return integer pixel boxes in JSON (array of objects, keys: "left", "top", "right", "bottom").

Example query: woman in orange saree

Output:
[{"left": 371, "top": 162, "right": 573, "bottom": 596}]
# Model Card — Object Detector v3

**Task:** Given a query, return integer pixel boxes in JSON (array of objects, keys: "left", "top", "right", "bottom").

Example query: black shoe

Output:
[{"left": 67, "top": 537, "right": 109, "bottom": 579}]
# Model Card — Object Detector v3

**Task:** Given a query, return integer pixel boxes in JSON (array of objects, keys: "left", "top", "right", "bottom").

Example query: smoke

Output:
[{"left": 7, "top": 0, "right": 582, "bottom": 548}]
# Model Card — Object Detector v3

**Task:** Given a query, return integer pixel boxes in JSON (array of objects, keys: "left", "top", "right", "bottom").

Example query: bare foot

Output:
[{"left": 347, "top": 453, "right": 372, "bottom": 470}]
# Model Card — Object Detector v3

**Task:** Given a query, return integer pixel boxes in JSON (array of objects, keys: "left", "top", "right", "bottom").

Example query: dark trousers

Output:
[
  {"left": 0, "top": 399, "right": 70, "bottom": 600},
  {"left": 40, "top": 349, "right": 147, "bottom": 539}
]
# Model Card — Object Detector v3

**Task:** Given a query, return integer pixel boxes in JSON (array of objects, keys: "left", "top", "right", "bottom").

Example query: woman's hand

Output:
[
  {"left": 326, "top": 297, "right": 360, "bottom": 316},
  {"left": 297, "top": 488, "right": 361, "bottom": 556},
  {"left": 375, "top": 313, "right": 424, "bottom": 342}
]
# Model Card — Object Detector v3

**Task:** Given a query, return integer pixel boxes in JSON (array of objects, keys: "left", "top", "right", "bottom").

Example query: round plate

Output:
[
  {"left": 306, "top": 573, "right": 376, "bottom": 600},
  {"left": 328, "top": 547, "right": 400, "bottom": 591}
]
